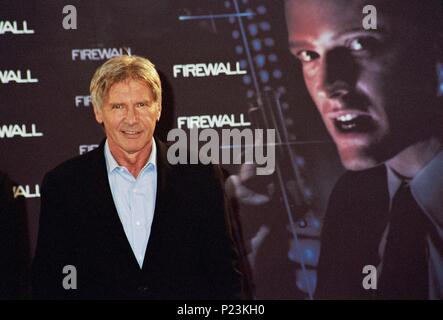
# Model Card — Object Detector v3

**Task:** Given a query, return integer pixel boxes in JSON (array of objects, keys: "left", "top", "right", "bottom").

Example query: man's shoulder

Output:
[
  {"left": 44, "top": 146, "right": 103, "bottom": 183},
  {"left": 333, "top": 165, "right": 387, "bottom": 193},
  {"left": 326, "top": 165, "right": 388, "bottom": 213},
  {"left": 322, "top": 166, "right": 389, "bottom": 247}
]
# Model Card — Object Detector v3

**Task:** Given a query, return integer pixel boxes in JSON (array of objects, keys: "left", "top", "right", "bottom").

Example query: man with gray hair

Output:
[
  {"left": 285, "top": 0, "right": 443, "bottom": 299},
  {"left": 32, "top": 55, "right": 242, "bottom": 299}
]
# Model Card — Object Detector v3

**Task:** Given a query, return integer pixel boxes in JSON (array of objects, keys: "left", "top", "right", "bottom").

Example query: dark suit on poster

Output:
[
  {"left": 316, "top": 155, "right": 443, "bottom": 299},
  {"left": 32, "top": 138, "right": 241, "bottom": 299},
  {"left": 315, "top": 166, "right": 390, "bottom": 299}
]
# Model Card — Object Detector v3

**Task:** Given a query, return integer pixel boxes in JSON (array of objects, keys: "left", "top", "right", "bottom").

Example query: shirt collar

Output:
[
  {"left": 386, "top": 150, "right": 443, "bottom": 225},
  {"left": 104, "top": 138, "right": 157, "bottom": 174},
  {"left": 410, "top": 150, "right": 443, "bottom": 226},
  {"left": 386, "top": 166, "right": 404, "bottom": 203}
]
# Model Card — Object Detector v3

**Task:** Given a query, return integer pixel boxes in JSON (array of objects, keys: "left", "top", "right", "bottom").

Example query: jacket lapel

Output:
[
  {"left": 85, "top": 140, "right": 141, "bottom": 271},
  {"left": 141, "top": 138, "right": 173, "bottom": 270}
]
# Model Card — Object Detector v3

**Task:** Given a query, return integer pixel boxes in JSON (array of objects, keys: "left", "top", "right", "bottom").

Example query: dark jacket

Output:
[
  {"left": 32, "top": 138, "right": 241, "bottom": 299},
  {"left": 315, "top": 166, "right": 389, "bottom": 299}
]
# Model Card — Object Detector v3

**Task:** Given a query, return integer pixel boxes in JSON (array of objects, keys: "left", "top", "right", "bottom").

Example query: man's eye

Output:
[
  {"left": 296, "top": 50, "right": 319, "bottom": 63},
  {"left": 137, "top": 102, "right": 147, "bottom": 108},
  {"left": 112, "top": 104, "right": 123, "bottom": 109},
  {"left": 348, "top": 37, "right": 379, "bottom": 52}
]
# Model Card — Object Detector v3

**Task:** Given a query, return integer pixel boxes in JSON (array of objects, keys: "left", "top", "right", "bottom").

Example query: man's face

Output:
[
  {"left": 94, "top": 79, "right": 161, "bottom": 156},
  {"left": 285, "top": 0, "right": 439, "bottom": 170}
]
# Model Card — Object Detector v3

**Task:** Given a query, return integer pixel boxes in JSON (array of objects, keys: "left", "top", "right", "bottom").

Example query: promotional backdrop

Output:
[{"left": 2, "top": 0, "right": 350, "bottom": 299}]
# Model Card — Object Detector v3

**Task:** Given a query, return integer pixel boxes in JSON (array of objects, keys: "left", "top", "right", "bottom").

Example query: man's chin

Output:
[
  {"left": 115, "top": 141, "right": 147, "bottom": 155},
  {"left": 339, "top": 152, "right": 381, "bottom": 171}
]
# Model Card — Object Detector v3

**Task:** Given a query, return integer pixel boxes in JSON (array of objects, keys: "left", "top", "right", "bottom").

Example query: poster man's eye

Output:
[
  {"left": 297, "top": 50, "right": 319, "bottom": 63},
  {"left": 348, "top": 37, "right": 379, "bottom": 52},
  {"left": 350, "top": 38, "right": 364, "bottom": 51}
]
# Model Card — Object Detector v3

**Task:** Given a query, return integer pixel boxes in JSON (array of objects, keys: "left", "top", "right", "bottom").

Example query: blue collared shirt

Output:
[{"left": 104, "top": 139, "right": 157, "bottom": 269}]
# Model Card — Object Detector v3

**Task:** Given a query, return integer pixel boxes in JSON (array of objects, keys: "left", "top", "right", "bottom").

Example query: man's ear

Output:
[
  {"left": 93, "top": 105, "right": 103, "bottom": 124},
  {"left": 156, "top": 98, "right": 162, "bottom": 122}
]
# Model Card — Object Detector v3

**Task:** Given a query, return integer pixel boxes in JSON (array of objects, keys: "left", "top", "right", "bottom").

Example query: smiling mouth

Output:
[
  {"left": 121, "top": 130, "right": 142, "bottom": 136},
  {"left": 333, "top": 113, "right": 374, "bottom": 133}
]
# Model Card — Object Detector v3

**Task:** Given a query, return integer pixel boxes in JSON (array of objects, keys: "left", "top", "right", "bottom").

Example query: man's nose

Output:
[
  {"left": 125, "top": 106, "right": 138, "bottom": 124},
  {"left": 318, "top": 48, "right": 357, "bottom": 99}
]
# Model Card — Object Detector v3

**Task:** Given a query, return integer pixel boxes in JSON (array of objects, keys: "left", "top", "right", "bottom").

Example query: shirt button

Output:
[
  {"left": 133, "top": 188, "right": 137, "bottom": 193},
  {"left": 138, "top": 255, "right": 143, "bottom": 260},
  {"left": 136, "top": 221, "right": 141, "bottom": 226}
]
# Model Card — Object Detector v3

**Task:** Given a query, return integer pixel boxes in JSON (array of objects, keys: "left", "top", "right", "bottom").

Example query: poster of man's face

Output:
[
  {"left": 284, "top": 0, "right": 443, "bottom": 300},
  {"left": 285, "top": 0, "right": 442, "bottom": 171}
]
